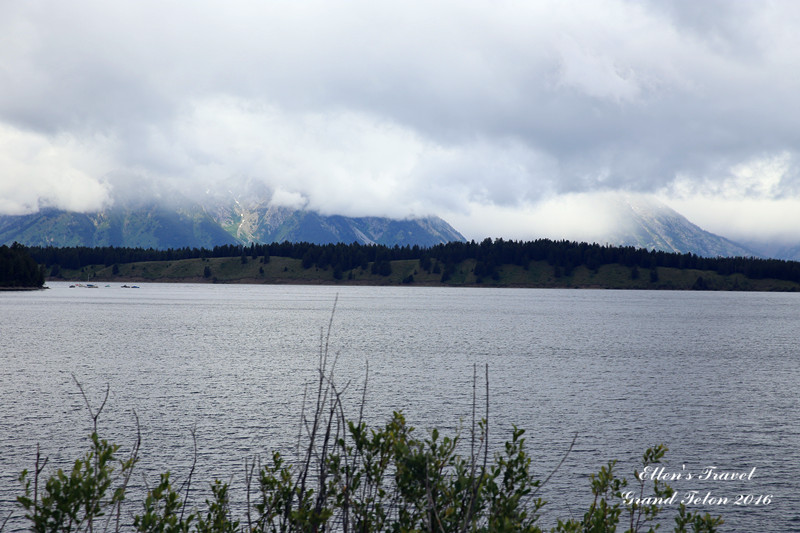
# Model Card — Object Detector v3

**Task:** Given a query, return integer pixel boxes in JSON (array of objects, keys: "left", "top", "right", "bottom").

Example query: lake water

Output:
[{"left": 1, "top": 282, "right": 799, "bottom": 531}]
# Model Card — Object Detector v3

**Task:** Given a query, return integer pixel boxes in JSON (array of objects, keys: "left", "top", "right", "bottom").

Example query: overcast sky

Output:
[{"left": 3, "top": 0, "right": 800, "bottom": 243}]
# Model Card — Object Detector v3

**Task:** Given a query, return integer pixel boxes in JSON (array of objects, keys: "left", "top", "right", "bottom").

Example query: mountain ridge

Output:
[
  {"left": 0, "top": 201, "right": 466, "bottom": 249},
  {"left": 606, "top": 195, "right": 758, "bottom": 258},
  {"left": 0, "top": 194, "right": 780, "bottom": 259}
]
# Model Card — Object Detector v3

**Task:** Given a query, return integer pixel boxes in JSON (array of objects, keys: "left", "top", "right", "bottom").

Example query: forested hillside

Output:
[
  {"left": 0, "top": 243, "right": 45, "bottom": 288},
  {"left": 29, "top": 238, "right": 800, "bottom": 289}
]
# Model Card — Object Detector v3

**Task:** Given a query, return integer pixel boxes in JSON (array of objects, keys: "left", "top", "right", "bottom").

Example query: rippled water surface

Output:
[{"left": 2, "top": 283, "right": 799, "bottom": 531}]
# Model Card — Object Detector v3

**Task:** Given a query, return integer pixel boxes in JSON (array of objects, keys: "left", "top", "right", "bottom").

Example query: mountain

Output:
[
  {"left": 600, "top": 195, "right": 758, "bottom": 258},
  {"left": 735, "top": 239, "right": 800, "bottom": 262},
  {"left": 208, "top": 197, "right": 465, "bottom": 247},
  {"left": 0, "top": 192, "right": 762, "bottom": 258},
  {"left": 0, "top": 205, "right": 238, "bottom": 249},
  {"left": 0, "top": 201, "right": 466, "bottom": 249}
]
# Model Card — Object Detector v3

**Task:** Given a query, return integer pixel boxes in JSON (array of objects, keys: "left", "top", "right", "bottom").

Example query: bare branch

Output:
[
  {"left": 532, "top": 432, "right": 577, "bottom": 498},
  {"left": 106, "top": 410, "right": 141, "bottom": 533},
  {"left": 483, "top": 363, "right": 489, "bottom": 475},
  {"left": 179, "top": 424, "right": 198, "bottom": 524}
]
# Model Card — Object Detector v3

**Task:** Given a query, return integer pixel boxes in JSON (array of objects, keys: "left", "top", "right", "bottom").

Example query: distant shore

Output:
[{"left": 45, "top": 255, "right": 800, "bottom": 292}]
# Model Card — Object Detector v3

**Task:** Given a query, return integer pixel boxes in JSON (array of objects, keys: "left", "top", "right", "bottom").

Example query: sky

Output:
[{"left": 2, "top": 0, "right": 800, "bottom": 244}]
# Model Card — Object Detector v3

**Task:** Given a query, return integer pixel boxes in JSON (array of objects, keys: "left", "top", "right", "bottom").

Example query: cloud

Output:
[
  {"left": 653, "top": 151, "right": 800, "bottom": 243},
  {"left": 445, "top": 192, "right": 627, "bottom": 243},
  {"left": 663, "top": 196, "right": 800, "bottom": 245},
  {"left": 92, "top": 95, "right": 561, "bottom": 220},
  {"left": 664, "top": 152, "right": 800, "bottom": 200},
  {"left": 0, "top": 124, "right": 113, "bottom": 214},
  {"left": 2, "top": 0, "right": 800, "bottom": 242},
  {"left": 271, "top": 188, "right": 307, "bottom": 210}
]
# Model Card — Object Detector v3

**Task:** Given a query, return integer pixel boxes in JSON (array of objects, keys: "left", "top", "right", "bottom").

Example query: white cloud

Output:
[
  {"left": 104, "top": 95, "right": 562, "bottom": 219},
  {"left": 271, "top": 188, "right": 307, "bottom": 210},
  {"left": 445, "top": 192, "right": 625, "bottom": 242},
  {"left": 2, "top": 0, "right": 800, "bottom": 244},
  {"left": 662, "top": 196, "right": 800, "bottom": 244},
  {"left": 0, "top": 124, "right": 113, "bottom": 214},
  {"left": 666, "top": 153, "right": 796, "bottom": 200},
  {"left": 659, "top": 152, "right": 800, "bottom": 242}
]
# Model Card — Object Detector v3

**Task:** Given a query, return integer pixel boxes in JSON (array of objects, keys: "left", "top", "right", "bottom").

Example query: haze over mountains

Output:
[{"left": 0, "top": 192, "right": 793, "bottom": 260}]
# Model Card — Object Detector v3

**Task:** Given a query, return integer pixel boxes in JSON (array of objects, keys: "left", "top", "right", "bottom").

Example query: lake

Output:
[{"left": 1, "top": 282, "right": 799, "bottom": 531}]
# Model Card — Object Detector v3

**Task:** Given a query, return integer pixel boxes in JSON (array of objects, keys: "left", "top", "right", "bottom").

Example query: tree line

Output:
[
  {"left": 0, "top": 242, "right": 45, "bottom": 288},
  {"left": 25, "top": 238, "right": 800, "bottom": 284}
]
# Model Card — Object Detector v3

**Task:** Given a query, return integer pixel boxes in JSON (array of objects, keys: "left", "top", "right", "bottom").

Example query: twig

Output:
[
  {"left": 244, "top": 457, "right": 256, "bottom": 532},
  {"left": 71, "top": 375, "right": 111, "bottom": 533},
  {"left": 297, "top": 383, "right": 309, "bottom": 460},
  {"left": 471, "top": 363, "right": 477, "bottom": 462},
  {"left": 107, "top": 410, "right": 141, "bottom": 533},
  {"left": 483, "top": 363, "right": 489, "bottom": 476},
  {"left": 32, "top": 444, "right": 48, "bottom": 522},
  {"left": 72, "top": 374, "right": 109, "bottom": 434},
  {"left": 296, "top": 295, "right": 338, "bottom": 520},
  {"left": 458, "top": 363, "right": 481, "bottom": 533},
  {"left": 179, "top": 425, "right": 198, "bottom": 524},
  {"left": 358, "top": 360, "right": 369, "bottom": 428},
  {"left": 531, "top": 432, "right": 577, "bottom": 498},
  {"left": 424, "top": 457, "right": 446, "bottom": 533}
]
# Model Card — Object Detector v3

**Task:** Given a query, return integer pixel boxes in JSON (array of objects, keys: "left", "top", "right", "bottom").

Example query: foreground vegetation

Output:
[
  {"left": 29, "top": 239, "right": 800, "bottom": 290},
  {"left": 7, "top": 308, "right": 724, "bottom": 532},
  {"left": 9, "top": 417, "right": 723, "bottom": 533}
]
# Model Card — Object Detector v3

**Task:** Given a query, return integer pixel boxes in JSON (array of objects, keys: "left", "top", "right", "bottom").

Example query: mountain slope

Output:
[
  {"left": 603, "top": 195, "right": 757, "bottom": 257},
  {"left": 736, "top": 239, "right": 800, "bottom": 262},
  {"left": 0, "top": 206, "right": 238, "bottom": 249},
  {"left": 0, "top": 193, "right": 757, "bottom": 257},
  {"left": 209, "top": 201, "right": 465, "bottom": 246},
  {"left": 0, "top": 210, "right": 98, "bottom": 248},
  {"left": 0, "top": 202, "right": 466, "bottom": 249}
]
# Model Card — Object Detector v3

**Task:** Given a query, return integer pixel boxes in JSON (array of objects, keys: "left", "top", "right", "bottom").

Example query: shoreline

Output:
[
  {"left": 44, "top": 276, "right": 800, "bottom": 292},
  {"left": 40, "top": 256, "right": 800, "bottom": 292}
]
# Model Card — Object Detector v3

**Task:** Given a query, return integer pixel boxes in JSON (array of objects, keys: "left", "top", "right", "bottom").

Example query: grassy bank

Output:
[{"left": 47, "top": 256, "right": 800, "bottom": 291}]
